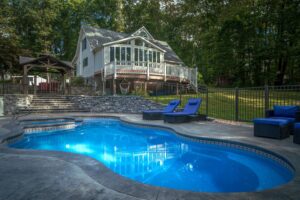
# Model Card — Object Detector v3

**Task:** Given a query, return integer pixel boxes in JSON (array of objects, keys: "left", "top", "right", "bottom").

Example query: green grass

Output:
[{"left": 146, "top": 89, "right": 300, "bottom": 121}]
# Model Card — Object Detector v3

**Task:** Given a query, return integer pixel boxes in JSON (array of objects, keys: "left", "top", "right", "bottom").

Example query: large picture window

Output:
[
  {"left": 134, "top": 48, "right": 138, "bottom": 62},
  {"left": 126, "top": 47, "right": 131, "bottom": 62},
  {"left": 110, "top": 47, "right": 114, "bottom": 62},
  {"left": 121, "top": 47, "right": 126, "bottom": 61},
  {"left": 116, "top": 47, "right": 120, "bottom": 61},
  {"left": 139, "top": 49, "right": 143, "bottom": 62}
]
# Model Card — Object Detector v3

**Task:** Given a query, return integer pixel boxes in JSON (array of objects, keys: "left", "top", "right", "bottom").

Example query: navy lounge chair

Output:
[
  {"left": 163, "top": 98, "right": 202, "bottom": 123},
  {"left": 143, "top": 99, "right": 180, "bottom": 120},
  {"left": 266, "top": 105, "right": 300, "bottom": 134},
  {"left": 266, "top": 105, "right": 300, "bottom": 124}
]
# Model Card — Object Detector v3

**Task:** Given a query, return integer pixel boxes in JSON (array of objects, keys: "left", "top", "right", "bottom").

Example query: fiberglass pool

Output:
[{"left": 9, "top": 118, "right": 294, "bottom": 193}]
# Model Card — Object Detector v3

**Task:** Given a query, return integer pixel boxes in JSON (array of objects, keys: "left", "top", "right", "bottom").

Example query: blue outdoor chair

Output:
[
  {"left": 143, "top": 99, "right": 180, "bottom": 120},
  {"left": 163, "top": 98, "right": 202, "bottom": 123}
]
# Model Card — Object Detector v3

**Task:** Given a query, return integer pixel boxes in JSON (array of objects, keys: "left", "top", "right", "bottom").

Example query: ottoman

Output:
[
  {"left": 253, "top": 118, "right": 291, "bottom": 139},
  {"left": 294, "top": 123, "right": 300, "bottom": 144}
]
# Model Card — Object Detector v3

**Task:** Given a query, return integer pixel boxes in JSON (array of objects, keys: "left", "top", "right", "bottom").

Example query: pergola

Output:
[{"left": 19, "top": 54, "right": 74, "bottom": 95}]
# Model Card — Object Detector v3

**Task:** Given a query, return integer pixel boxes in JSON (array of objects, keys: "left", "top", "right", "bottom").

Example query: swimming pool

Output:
[{"left": 9, "top": 118, "right": 294, "bottom": 193}]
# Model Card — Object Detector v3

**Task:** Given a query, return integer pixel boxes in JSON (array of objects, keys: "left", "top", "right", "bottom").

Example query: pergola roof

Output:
[{"left": 19, "top": 54, "right": 74, "bottom": 73}]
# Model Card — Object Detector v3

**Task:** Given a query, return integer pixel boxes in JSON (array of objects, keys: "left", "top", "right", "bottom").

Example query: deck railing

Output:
[{"left": 104, "top": 61, "right": 198, "bottom": 89}]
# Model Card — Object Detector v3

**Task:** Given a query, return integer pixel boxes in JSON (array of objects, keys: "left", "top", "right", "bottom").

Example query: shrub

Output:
[{"left": 70, "top": 76, "right": 85, "bottom": 86}]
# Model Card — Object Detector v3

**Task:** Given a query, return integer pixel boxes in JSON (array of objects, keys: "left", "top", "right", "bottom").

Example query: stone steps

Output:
[
  {"left": 17, "top": 95, "right": 89, "bottom": 113},
  {"left": 18, "top": 108, "right": 90, "bottom": 113}
]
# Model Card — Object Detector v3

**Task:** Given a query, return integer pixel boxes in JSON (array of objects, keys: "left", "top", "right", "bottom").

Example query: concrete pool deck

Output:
[{"left": 0, "top": 113, "right": 299, "bottom": 200}]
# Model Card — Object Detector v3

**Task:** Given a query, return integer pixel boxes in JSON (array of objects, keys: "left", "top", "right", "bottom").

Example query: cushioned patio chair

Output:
[
  {"left": 266, "top": 105, "right": 300, "bottom": 123},
  {"left": 143, "top": 99, "right": 180, "bottom": 120},
  {"left": 163, "top": 98, "right": 202, "bottom": 123},
  {"left": 266, "top": 105, "right": 300, "bottom": 134}
]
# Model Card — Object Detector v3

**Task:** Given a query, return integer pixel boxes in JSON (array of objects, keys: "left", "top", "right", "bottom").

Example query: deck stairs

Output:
[{"left": 18, "top": 95, "right": 89, "bottom": 113}]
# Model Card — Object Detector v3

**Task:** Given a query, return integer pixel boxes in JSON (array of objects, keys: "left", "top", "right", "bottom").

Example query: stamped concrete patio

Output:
[{"left": 0, "top": 113, "right": 299, "bottom": 200}]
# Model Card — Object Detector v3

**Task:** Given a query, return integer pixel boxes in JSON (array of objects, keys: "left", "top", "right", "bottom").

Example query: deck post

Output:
[
  {"left": 147, "top": 62, "right": 150, "bottom": 80},
  {"left": 176, "top": 83, "right": 179, "bottom": 95},
  {"left": 23, "top": 65, "right": 28, "bottom": 95},
  {"left": 164, "top": 63, "right": 166, "bottom": 81},
  {"left": 112, "top": 79, "right": 116, "bottom": 95}
]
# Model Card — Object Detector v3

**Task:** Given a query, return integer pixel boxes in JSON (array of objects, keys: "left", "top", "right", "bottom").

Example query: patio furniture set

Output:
[
  {"left": 143, "top": 100, "right": 300, "bottom": 144},
  {"left": 253, "top": 105, "right": 300, "bottom": 144}
]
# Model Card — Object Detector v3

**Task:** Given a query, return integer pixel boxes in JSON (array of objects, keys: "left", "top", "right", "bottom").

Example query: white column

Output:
[{"left": 164, "top": 62, "right": 166, "bottom": 82}]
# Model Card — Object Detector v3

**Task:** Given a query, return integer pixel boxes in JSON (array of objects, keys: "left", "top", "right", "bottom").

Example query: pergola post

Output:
[
  {"left": 23, "top": 65, "right": 28, "bottom": 95},
  {"left": 33, "top": 75, "right": 37, "bottom": 95},
  {"left": 61, "top": 72, "right": 66, "bottom": 95}
]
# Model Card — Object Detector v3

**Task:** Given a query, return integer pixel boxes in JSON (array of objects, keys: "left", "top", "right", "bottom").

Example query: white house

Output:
[{"left": 72, "top": 26, "right": 197, "bottom": 94}]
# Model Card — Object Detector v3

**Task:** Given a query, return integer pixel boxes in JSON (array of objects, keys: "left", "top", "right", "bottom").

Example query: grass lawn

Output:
[{"left": 147, "top": 88, "right": 300, "bottom": 121}]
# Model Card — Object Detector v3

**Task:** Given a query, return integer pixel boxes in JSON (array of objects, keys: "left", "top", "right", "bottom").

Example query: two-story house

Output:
[{"left": 72, "top": 26, "right": 197, "bottom": 95}]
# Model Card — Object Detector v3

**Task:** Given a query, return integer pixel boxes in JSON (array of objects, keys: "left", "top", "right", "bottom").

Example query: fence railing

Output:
[
  {"left": 1, "top": 81, "right": 299, "bottom": 122},
  {"left": 148, "top": 83, "right": 300, "bottom": 122}
]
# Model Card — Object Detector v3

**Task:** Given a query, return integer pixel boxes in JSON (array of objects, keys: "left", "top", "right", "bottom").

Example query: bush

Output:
[{"left": 70, "top": 76, "right": 85, "bottom": 86}]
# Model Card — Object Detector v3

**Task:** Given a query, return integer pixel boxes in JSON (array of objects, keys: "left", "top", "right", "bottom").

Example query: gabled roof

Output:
[
  {"left": 131, "top": 26, "right": 154, "bottom": 40},
  {"left": 80, "top": 25, "right": 183, "bottom": 63}
]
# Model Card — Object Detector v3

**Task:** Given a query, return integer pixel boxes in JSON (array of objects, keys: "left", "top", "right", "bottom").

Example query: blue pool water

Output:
[{"left": 9, "top": 118, "right": 294, "bottom": 192}]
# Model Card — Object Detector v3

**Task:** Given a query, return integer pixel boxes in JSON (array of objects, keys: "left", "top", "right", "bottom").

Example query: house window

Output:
[
  {"left": 144, "top": 50, "right": 148, "bottom": 62},
  {"left": 153, "top": 51, "right": 156, "bottom": 62},
  {"left": 139, "top": 49, "right": 143, "bottom": 62},
  {"left": 82, "top": 38, "right": 87, "bottom": 51},
  {"left": 157, "top": 52, "right": 160, "bottom": 63},
  {"left": 134, "top": 48, "right": 138, "bottom": 62},
  {"left": 121, "top": 47, "right": 126, "bottom": 62},
  {"left": 126, "top": 47, "right": 131, "bottom": 62},
  {"left": 116, "top": 47, "right": 120, "bottom": 61},
  {"left": 149, "top": 51, "right": 152, "bottom": 62},
  {"left": 83, "top": 57, "right": 88, "bottom": 67},
  {"left": 110, "top": 47, "right": 114, "bottom": 62},
  {"left": 135, "top": 39, "right": 143, "bottom": 46}
]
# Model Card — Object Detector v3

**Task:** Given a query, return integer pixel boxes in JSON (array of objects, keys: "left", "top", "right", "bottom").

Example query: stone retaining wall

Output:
[
  {"left": 3, "top": 94, "right": 33, "bottom": 115},
  {"left": 67, "top": 95, "right": 163, "bottom": 113}
]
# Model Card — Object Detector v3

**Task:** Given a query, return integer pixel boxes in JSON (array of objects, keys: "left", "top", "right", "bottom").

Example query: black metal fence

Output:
[
  {"left": 1, "top": 81, "right": 299, "bottom": 122},
  {"left": 148, "top": 83, "right": 300, "bottom": 122}
]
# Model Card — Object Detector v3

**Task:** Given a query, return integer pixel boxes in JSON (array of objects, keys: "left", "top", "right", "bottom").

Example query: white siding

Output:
[
  {"left": 94, "top": 48, "right": 105, "bottom": 73},
  {"left": 76, "top": 33, "right": 95, "bottom": 78}
]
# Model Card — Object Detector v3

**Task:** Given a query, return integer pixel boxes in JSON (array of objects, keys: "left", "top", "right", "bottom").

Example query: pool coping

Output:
[{"left": 0, "top": 113, "right": 299, "bottom": 200}]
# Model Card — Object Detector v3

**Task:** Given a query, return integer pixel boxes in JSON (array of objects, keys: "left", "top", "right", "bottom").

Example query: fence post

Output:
[
  {"left": 264, "top": 85, "right": 269, "bottom": 116},
  {"left": 155, "top": 83, "right": 158, "bottom": 103},
  {"left": 179, "top": 84, "right": 182, "bottom": 105},
  {"left": 235, "top": 87, "right": 239, "bottom": 121},
  {"left": 206, "top": 87, "right": 209, "bottom": 117}
]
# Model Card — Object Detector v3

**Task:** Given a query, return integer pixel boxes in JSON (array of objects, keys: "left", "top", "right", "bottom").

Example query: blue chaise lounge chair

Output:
[
  {"left": 163, "top": 98, "right": 202, "bottom": 123},
  {"left": 143, "top": 99, "right": 180, "bottom": 120}
]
